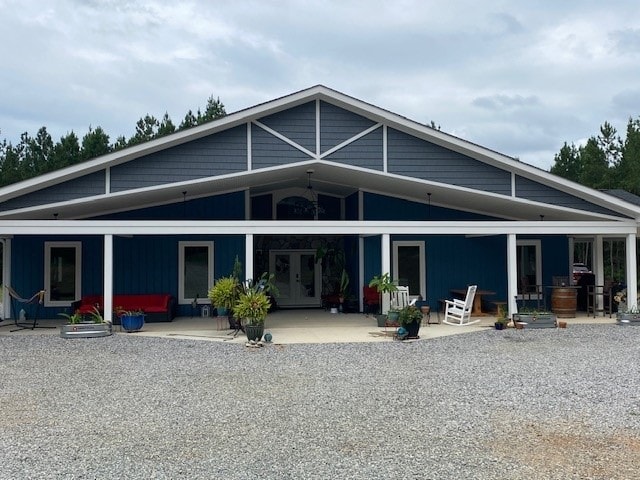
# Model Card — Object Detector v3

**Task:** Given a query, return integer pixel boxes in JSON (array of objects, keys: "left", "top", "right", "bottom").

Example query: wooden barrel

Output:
[{"left": 551, "top": 287, "right": 577, "bottom": 318}]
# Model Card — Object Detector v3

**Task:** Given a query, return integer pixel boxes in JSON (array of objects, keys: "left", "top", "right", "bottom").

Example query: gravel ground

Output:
[{"left": 1, "top": 324, "right": 640, "bottom": 479}]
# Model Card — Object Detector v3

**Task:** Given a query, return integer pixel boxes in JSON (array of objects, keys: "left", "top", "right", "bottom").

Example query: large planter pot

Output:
[
  {"left": 494, "top": 322, "right": 506, "bottom": 330},
  {"left": 121, "top": 314, "right": 145, "bottom": 333},
  {"left": 60, "top": 322, "right": 112, "bottom": 339},
  {"left": 245, "top": 323, "right": 265, "bottom": 342},
  {"left": 616, "top": 312, "right": 640, "bottom": 326},
  {"left": 376, "top": 314, "right": 387, "bottom": 327},
  {"left": 403, "top": 319, "right": 420, "bottom": 338},
  {"left": 515, "top": 313, "right": 557, "bottom": 329}
]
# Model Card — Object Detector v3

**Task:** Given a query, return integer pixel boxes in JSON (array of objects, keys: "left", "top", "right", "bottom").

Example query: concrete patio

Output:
[{"left": 0, "top": 308, "right": 617, "bottom": 343}]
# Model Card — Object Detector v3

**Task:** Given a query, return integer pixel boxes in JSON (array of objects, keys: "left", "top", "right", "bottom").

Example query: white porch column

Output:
[
  {"left": 245, "top": 234, "right": 254, "bottom": 281},
  {"left": 594, "top": 235, "right": 604, "bottom": 310},
  {"left": 507, "top": 234, "right": 518, "bottom": 317},
  {"left": 358, "top": 236, "right": 364, "bottom": 312},
  {"left": 382, "top": 234, "right": 391, "bottom": 276},
  {"left": 381, "top": 234, "right": 391, "bottom": 314},
  {"left": 103, "top": 234, "right": 113, "bottom": 323},
  {"left": 626, "top": 233, "right": 637, "bottom": 309}
]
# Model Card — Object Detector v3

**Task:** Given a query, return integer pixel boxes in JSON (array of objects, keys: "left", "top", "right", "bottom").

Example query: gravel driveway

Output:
[{"left": 1, "top": 324, "right": 639, "bottom": 479}]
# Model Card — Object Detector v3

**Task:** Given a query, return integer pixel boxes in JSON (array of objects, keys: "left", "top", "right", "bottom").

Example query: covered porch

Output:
[{"left": 0, "top": 308, "right": 616, "bottom": 344}]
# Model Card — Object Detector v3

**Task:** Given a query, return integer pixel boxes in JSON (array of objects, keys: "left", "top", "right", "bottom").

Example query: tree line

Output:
[
  {"left": 550, "top": 117, "right": 640, "bottom": 195},
  {"left": 0, "top": 96, "right": 226, "bottom": 187}
]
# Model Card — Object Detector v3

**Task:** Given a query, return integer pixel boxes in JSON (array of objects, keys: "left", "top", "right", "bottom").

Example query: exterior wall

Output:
[
  {"left": 251, "top": 123, "right": 313, "bottom": 168},
  {"left": 110, "top": 125, "right": 248, "bottom": 192},
  {"left": 324, "top": 128, "right": 383, "bottom": 169},
  {"left": 363, "top": 192, "right": 500, "bottom": 221},
  {"left": 258, "top": 101, "right": 316, "bottom": 152},
  {"left": 9, "top": 234, "right": 246, "bottom": 319},
  {"left": 320, "top": 101, "right": 376, "bottom": 154},
  {"left": 0, "top": 171, "right": 105, "bottom": 212},
  {"left": 95, "top": 191, "right": 245, "bottom": 220},
  {"left": 515, "top": 176, "right": 626, "bottom": 217},
  {"left": 387, "top": 128, "right": 512, "bottom": 195},
  {"left": 345, "top": 192, "right": 359, "bottom": 220}
]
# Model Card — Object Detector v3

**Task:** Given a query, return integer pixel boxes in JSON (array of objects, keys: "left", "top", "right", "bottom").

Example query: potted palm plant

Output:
[
  {"left": 234, "top": 288, "right": 271, "bottom": 341},
  {"left": 208, "top": 276, "right": 239, "bottom": 320},
  {"left": 494, "top": 304, "right": 508, "bottom": 330},
  {"left": 369, "top": 273, "right": 398, "bottom": 327}
]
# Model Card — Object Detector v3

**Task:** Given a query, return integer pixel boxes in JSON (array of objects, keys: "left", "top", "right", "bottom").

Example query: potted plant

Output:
[
  {"left": 59, "top": 306, "right": 112, "bottom": 338},
  {"left": 494, "top": 304, "right": 508, "bottom": 330},
  {"left": 119, "top": 309, "right": 145, "bottom": 333},
  {"left": 208, "top": 276, "right": 239, "bottom": 319},
  {"left": 398, "top": 304, "right": 422, "bottom": 338},
  {"left": 369, "top": 273, "right": 398, "bottom": 326},
  {"left": 234, "top": 288, "right": 271, "bottom": 341}
]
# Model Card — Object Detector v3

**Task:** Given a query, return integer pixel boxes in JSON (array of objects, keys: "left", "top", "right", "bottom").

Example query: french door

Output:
[{"left": 269, "top": 249, "right": 322, "bottom": 307}]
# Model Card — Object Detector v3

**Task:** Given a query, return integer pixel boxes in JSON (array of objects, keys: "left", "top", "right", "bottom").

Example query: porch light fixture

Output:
[{"left": 294, "top": 169, "right": 325, "bottom": 218}]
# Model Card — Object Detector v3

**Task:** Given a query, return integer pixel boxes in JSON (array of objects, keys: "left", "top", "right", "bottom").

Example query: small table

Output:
[{"left": 450, "top": 289, "right": 496, "bottom": 316}]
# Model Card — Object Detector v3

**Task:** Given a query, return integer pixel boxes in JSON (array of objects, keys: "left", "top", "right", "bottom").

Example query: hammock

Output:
[{"left": 2, "top": 286, "right": 52, "bottom": 332}]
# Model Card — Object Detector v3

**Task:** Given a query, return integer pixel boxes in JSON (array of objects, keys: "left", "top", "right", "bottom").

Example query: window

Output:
[
  {"left": 517, "top": 240, "right": 541, "bottom": 295},
  {"left": 45, "top": 242, "right": 81, "bottom": 307},
  {"left": 179, "top": 241, "right": 214, "bottom": 305},
  {"left": 393, "top": 241, "right": 426, "bottom": 299}
]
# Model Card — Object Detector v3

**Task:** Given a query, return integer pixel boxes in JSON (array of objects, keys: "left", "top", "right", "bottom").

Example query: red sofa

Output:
[{"left": 72, "top": 294, "right": 176, "bottom": 323}]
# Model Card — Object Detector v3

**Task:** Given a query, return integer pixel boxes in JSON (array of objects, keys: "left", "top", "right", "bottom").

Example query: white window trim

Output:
[
  {"left": 392, "top": 240, "right": 426, "bottom": 300},
  {"left": 44, "top": 241, "right": 82, "bottom": 307},
  {"left": 516, "top": 239, "right": 542, "bottom": 300},
  {"left": 178, "top": 241, "right": 214, "bottom": 305}
]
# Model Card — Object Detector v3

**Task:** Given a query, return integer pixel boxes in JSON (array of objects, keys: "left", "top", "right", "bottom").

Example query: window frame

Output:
[
  {"left": 516, "top": 239, "right": 542, "bottom": 299},
  {"left": 392, "top": 240, "right": 426, "bottom": 300},
  {"left": 44, "top": 241, "right": 82, "bottom": 307},
  {"left": 178, "top": 241, "right": 214, "bottom": 305}
]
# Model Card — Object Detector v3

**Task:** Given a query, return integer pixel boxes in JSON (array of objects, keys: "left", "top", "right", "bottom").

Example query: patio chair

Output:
[
  {"left": 363, "top": 286, "right": 379, "bottom": 315},
  {"left": 443, "top": 285, "right": 479, "bottom": 326},
  {"left": 3, "top": 285, "right": 52, "bottom": 332},
  {"left": 390, "top": 286, "right": 410, "bottom": 310}
]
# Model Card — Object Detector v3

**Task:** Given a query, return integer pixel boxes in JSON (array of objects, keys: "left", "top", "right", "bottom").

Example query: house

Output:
[{"left": 0, "top": 85, "right": 638, "bottom": 322}]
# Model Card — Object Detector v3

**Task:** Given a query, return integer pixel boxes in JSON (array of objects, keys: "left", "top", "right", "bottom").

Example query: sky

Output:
[{"left": 1, "top": 0, "right": 639, "bottom": 171}]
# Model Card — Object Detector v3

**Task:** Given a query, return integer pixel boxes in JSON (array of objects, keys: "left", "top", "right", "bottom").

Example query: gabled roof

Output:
[{"left": 1, "top": 85, "right": 639, "bottom": 222}]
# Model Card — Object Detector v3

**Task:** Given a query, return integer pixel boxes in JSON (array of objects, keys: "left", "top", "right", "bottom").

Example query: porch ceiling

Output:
[{"left": 0, "top": 162, "right": 622, "bottom": 222}]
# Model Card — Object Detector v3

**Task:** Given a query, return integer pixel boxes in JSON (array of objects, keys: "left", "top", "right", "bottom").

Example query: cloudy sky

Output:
[{"left": 1, "top": 0, "right": 639, "bottom": 170}]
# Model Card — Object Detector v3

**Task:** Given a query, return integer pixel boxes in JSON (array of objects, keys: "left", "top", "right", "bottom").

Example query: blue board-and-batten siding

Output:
[
  {"left": 110, "top": 125, "right": 248, "bottom": 192},
  {"left": 387, "top": 128, "right": 512, "bottom": 195},
  {"left": 10, "top": 234, "right": 246, "bottom": 319},
  {"left": 95, "top": 191, "right": 245, "bottom": 221},
  {"left": 515, "top": 176, "right": 628, "bottom": 218},
  {"left": 0, "top": 171, "right": 106, "bottom": 212}
]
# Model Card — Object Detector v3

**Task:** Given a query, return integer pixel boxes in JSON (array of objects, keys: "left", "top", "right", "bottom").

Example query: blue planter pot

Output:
[{"left": 121, "top": 314, "right": 144, "bottom": 333}]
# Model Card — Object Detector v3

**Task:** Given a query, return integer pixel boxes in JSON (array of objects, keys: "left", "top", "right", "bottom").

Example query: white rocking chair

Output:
[
  {"left": 390, "top": 286, "right": 410, "bottom": 311},
  {"left": 443, "top": 285, "right": 479, "bottom": 326}
]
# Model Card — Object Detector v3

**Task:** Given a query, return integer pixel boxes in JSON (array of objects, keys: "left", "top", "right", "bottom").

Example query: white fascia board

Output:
[
  {"left": 0, "top": 87, "right": 327, "bottom": 202},
  {"left": 0, "top": 220, "right": 635, "bottom": 236}
]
